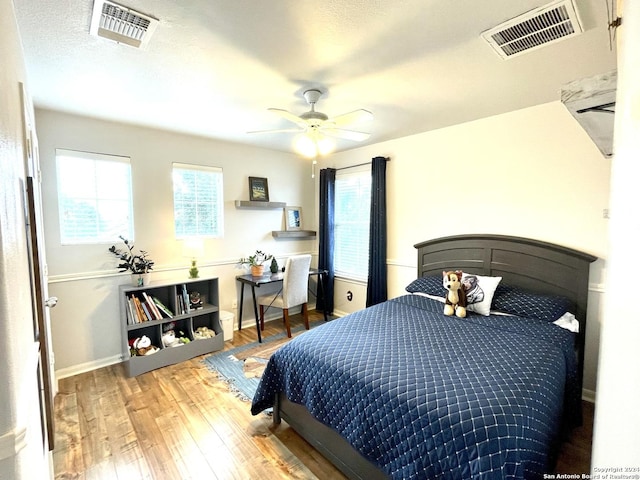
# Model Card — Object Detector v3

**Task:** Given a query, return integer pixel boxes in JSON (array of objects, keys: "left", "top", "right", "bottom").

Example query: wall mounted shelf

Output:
[
  {"left": 272, "top": 230, "right": 317, "bottom": 239},
  {"left": 235, "top": 200, "right": 286, "bottom": 209}
]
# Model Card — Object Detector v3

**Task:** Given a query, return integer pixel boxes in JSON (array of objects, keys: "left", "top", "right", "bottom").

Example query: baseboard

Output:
[
  {"left": 55, "top": 354, "right": 122, "bottom": 380},
  {"left": 0, "top": 425, "right": 27, "bottom": 462},
  {"left": 582, "top": 388, "right": 596, "bottom": 404},
  {"left": 59, "top": 306, "right": 324, "bottom": 379}
]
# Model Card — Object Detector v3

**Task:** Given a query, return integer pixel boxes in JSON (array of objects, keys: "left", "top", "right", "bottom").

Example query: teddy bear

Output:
[{"left": 442, "top": 270, "right": 467, "bottom": 318}]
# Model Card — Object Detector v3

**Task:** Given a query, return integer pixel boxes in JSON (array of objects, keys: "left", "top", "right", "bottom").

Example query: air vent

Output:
[
  {"left": 90, "top": 0, "right": 158, "bottom": 49},
  {"left": 481, "top": 0, "right": 583, "bottom": 59}
]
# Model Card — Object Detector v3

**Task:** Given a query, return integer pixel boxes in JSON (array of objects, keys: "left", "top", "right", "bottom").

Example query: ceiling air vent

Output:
[
  {"left": 481, "top": 0, "right": 583, "bottom": 59},
  {"left": 90, "top": 0, "right": 158, "bottom": 49}
]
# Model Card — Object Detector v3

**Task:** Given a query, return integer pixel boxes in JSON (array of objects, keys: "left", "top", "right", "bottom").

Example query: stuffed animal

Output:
[
  {"left": 162, "top": 330, "right": 180, "bottom": 348},
  {"left": 162, "top": 329, "right": 190, "bottom": 347},
  {"left": 442, "top": 270, "right": 467, "bottom": 318},
  {"left": 130, "top": 335, "right": 159, "bottom": 356},
  {"left": 194, "top": 326, "right": 216, "bottom": 339}
]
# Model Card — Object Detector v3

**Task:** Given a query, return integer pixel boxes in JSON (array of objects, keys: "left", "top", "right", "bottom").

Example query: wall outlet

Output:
[{"left": 231, "top": 299, "right": 237, "bottom": 309}]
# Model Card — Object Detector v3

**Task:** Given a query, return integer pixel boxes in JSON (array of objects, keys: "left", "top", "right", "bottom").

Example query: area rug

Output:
[{"left": 203, "top": 320, "right": 324, "bottom": 402}]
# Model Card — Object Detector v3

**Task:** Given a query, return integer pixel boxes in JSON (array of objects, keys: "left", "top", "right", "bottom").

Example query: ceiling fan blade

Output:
[
  {"left": 247, "top": 128, "right": 304, "bottom": 135},
  {"left": 327, "top": 109, "right": 373, "bottom": 127},
  {"left": 321, "top": 127, "right": 371, "bottom": 142},
  {"left": 268, "top": 108, "right": 309, "bottom": 129}
]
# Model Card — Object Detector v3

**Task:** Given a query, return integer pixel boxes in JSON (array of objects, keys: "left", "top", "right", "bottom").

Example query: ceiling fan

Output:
[{"left": 249, "top": 89, "right": 373, "bottom": 149}]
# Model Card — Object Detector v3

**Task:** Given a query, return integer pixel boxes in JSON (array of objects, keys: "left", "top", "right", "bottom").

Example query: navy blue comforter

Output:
[{"left": 251, "top": 295, "right": 578, "bottom": 479}]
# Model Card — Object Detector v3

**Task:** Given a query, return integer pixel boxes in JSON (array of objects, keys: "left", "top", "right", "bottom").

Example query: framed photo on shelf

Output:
[
  {"left": 248, "top": 177, "right": 270, "bottom": 202},
  {"left": 285, "top": 206, "right": 302, "bottom": 231}
]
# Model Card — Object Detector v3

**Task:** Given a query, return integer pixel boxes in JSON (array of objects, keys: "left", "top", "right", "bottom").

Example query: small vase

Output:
[
  {"left": 250, "top": 265, "right": 265, "bottom": 277},
  {"left": 132, "top": 273, "right": 150, "bottom": 287}
]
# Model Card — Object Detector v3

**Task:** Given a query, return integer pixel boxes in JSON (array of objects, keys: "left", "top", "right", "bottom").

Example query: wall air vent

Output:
[
  {"left": 481, "top": 0, "right": 583, "bottom": 59},
  {"left": 90, "top": 0, "right": 158, "bottom": 49}
]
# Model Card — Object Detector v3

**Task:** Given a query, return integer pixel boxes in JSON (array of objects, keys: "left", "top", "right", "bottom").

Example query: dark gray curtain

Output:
[
  {"left": 366, "top": 156, "right": 387, "bottom": 307},
  {"left": 317, "top": 168, "right": 335, "bottom": 313}
]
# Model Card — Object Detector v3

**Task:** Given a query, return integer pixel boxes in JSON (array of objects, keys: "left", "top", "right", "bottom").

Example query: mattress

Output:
[{"left": 251, "top": 294, "right": 578, "bottom": 479}]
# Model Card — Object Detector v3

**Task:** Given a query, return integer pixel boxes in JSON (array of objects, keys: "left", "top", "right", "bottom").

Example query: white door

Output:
[{"left": 20, "top": 83, "right": 56, "bottom": 450}]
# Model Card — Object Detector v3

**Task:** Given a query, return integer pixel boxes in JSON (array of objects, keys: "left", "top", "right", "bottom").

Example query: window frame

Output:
[
  {"left": 55, "top": 148, "right": 134, "bottom": 245},
  {"left": 333, "top": 167, "right": 371, "bottom": 282},
  {"left": 172, "top": 162, "right": 224, "bottom": 239}
]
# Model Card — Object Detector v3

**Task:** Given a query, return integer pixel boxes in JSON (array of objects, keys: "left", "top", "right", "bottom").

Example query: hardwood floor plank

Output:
[
  {"left": 128, "top": 404, "right": 184, "bottom": 479},
  {"left": 53, "top": 377, "right": 85, "bottom": 479},
  {"left": 75, "top": 372, "right": 112, "bottom": 468},
  {"left": 84, "top": 459, "right": 118, "bottom": 480},
  {"left": 97, "top": 365, "right": 153, "bottom": 479},
  {"left": 154, "top": 410, "right": 214, "bottom": 479},
  {"left": 53, "top": 310, "right": 593, "bottom": 479}
]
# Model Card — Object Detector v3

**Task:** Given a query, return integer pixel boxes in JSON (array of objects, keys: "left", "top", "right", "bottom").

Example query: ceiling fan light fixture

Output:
[
  {"left": 294, "top": 133, "right": 335, "bottom": 158},
  {"left": 251, "top": 88, "right": 372, "bottom": 153},
  {"left": 316, "top": 136, "right": 335, "bottom": 156}
]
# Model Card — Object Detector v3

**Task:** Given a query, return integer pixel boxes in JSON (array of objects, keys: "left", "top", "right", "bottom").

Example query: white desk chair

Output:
[{"left": 258, "top": 254, "right": 312, "bottom": 337}]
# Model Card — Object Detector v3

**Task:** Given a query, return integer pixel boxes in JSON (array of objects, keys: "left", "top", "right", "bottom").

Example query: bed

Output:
[{"left": 250, "top": 234, "right": 596, "bottom": 479}]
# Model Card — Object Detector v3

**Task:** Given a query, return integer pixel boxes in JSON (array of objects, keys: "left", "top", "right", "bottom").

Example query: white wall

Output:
[
  {"left": 0, "top": 0, "right": 52, "bottom": 478},
  {"left": 592, "top": 2, "right": 640, "bottom": 470},
  {"left": 324, "top": 100, "right": 610, "bottom": 396},
  {"left": 35, "top": 109, "right": 317, "bottom": 376}
]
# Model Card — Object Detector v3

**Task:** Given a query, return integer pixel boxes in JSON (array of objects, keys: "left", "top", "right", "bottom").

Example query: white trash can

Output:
[{"left": 220, "top": 310, "right": 234, "bottom": 341}]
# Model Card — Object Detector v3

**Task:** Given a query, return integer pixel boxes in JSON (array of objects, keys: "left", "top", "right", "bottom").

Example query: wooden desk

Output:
[{"left": 236, "top": 268, "right": 328, "bottom": 342}]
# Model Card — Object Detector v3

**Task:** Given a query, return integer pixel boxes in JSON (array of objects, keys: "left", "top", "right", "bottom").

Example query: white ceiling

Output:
[{"left": 14, "top": 0, "right": 617, "bottom": 155}]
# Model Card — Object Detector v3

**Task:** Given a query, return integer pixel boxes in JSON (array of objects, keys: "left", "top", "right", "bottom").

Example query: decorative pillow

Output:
[
  {"left": 491, "top": 285, "right": 573, "bottom": 322},
  {"left": 405, "top": 276, "right": 444, "bottom": 298},
  {"left": 461, "top": 273, "right": 502, "bottom": 316}
]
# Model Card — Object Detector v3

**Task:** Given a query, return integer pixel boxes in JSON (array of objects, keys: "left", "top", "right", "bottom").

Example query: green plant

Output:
[
  {"left": 238, "top": 249, "right": 272, "bottom": 267},
  {"left": 189, "top": 259, "right": 199, "bottom": 279},
  {"left": 108, "top": 236, "right": 154, "bottom": 274}
]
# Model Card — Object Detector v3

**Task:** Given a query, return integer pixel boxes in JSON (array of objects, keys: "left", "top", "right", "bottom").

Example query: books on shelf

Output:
[
  {"left": 152, "top": 297, "right": 174, "bottom": 318},
  {"left": 126, "top": 292, "right": 175, "bottom": 324},
  {"left": 176, "top": 284, "right": 192, "bottom": 315}
]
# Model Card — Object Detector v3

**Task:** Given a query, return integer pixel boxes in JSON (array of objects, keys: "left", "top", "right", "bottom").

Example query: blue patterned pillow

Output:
[
  {"left": 405, "top": 275, "right": 443, "bottom": 297},
  {"left": 492, "top": 285, "right": 573, "bottom": 322}
]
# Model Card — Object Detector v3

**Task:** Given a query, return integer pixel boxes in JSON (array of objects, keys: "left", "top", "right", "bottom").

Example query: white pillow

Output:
[
  {"left": 462, "top": 273, "right": 502, "bottom": 316},
  {"left": 553, "top": 312, "right": 579, "bottom": 332}
]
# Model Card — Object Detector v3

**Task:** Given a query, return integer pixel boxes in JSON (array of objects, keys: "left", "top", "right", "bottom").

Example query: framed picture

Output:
[
  {"left": 285, "top": 206, "right": 302, "bottom": 231},
  {"left": 249, "top": 177, "right": 270, "bottom": 202}
]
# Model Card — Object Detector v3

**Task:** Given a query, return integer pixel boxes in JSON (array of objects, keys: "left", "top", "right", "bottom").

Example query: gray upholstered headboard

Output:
[{"left": 414, "top": 234, "right": 597, "bottom": 392}]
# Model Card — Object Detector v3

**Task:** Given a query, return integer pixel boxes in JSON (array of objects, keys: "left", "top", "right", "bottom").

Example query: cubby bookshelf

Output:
[{"left": 119, "top": 276, "right": 223, "bottom": 377}]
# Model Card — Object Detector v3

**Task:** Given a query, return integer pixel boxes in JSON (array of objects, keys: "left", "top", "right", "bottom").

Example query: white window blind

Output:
[
  {"left": 334, "top": 170, "right": 371, "bottom": 280},
  {"left": 56, "top": 149, "right": 133, "bottom": 244},
  {"left": 172, "top": 163, "right": 224, "bottom": 238}
]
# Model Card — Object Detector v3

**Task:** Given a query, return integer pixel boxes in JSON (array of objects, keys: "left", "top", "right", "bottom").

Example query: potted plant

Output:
[
  {"left": 108, "top": 236, "right": 155, "bottom": 286},
  {"left": 238, "top": 250, "right": 272, "bottom": 277}
]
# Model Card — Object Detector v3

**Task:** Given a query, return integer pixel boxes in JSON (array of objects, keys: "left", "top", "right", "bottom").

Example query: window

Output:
[
  {"left": 172, "top": 163, "right": 224, "bottom": 238},
  {"left": 56, "top": 149, "right": 133, "bottom": 244},
  {"left": 334, "top": 170, "right": 371, "bottom": 279}
]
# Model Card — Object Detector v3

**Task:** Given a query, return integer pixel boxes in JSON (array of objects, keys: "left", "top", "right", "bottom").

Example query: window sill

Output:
[{"left": 334, "top": 274, "right": 368, "bottom": 285}]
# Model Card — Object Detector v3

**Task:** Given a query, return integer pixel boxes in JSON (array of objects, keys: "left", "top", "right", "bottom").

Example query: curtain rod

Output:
[{"left": 335, "top": 157, "right": 390, "bottom": 171}]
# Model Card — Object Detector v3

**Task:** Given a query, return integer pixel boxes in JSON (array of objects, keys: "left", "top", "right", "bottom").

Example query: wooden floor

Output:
[{"left": 53, "top": 310, "right": 594, "bottom": 479}]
